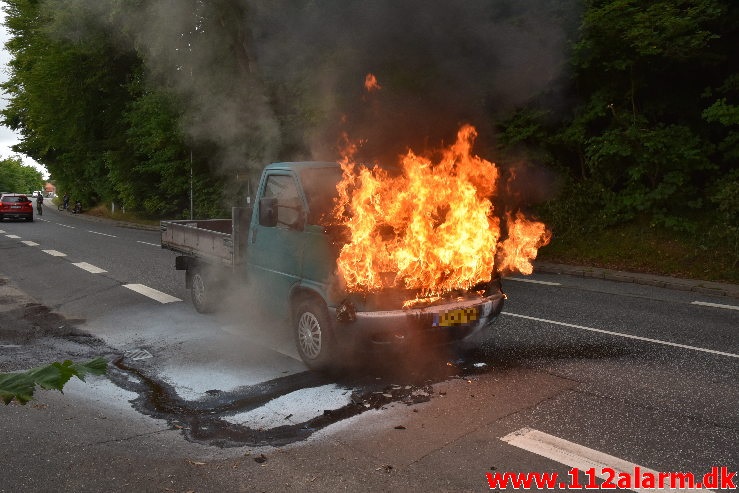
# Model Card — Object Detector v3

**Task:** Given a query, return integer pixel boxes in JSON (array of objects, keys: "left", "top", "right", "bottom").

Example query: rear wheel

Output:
[
  {"left": 190, "top": 269, "right": 216, "bottom": 313},
  {"left": 294, "top": 299, "right": 336, "bottom": 371}
]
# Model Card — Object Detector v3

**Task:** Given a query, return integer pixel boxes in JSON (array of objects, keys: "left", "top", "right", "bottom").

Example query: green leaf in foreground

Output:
[{"left": 0, "top": 357, "right": 108, "bottom": 405}]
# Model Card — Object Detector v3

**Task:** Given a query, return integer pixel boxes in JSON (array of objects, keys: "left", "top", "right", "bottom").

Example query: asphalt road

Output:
[{"left": 0, "top": 204, "right": 737, "bottom": 492}]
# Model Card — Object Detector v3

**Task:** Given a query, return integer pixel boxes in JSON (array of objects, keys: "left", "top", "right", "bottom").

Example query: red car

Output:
[{"left": 0, "top": 193, "right": 34, "bottom": 222}]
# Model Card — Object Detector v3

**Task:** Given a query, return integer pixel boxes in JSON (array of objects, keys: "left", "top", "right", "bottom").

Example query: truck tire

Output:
[
  {"left": 190, "top": 270, "right": 216, "bottom": 313},
  {"left": 294, "top": 299, "right": 336, "bottom": 371}
]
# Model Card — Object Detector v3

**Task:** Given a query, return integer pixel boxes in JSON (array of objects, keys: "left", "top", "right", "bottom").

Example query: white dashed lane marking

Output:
[
  {"left": 501, "top": 428, "right": 716, "bottom": 492},
  {"left": 5, "top": 230, "right": 181, "bottom": 307},
  {"left": 123, "top": 284, "right": 181, "bottom": 304},
  {"left": 691, "top": 301, "right": 739, "bottom": 311},
  {"left": 87, "top": 230, "right": 117, "bottom": 238},
  {"left": 502, "top": 312, "right": 738, "bottom": 358},
  {"left": 42, "top": 250, "right": 67, "bottom": 257},
  {"left": 506, "top": 277, "right": 562, "bottom": 286},
  {"left": 72, "top": 262, "right": 107, "bottom": 274},
  {"left": 137, "top": 241, "right": 160, "bottom": 247}
]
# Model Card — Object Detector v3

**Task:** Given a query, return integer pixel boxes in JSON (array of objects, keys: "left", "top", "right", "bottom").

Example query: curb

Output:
[{"left": 534, "top": 261, "right": 739, "bottom": 300}]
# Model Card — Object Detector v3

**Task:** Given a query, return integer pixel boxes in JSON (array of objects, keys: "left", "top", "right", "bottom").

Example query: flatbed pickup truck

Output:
[{"left": 161, "top": 162, "right": 505, "bottom": 369}]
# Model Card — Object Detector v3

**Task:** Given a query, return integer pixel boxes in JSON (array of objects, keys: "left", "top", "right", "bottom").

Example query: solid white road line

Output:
[
  {"left": 123, "top": 284, "right": 181, "bottom": 304},
  {"left": 501, "top": 428, "right": 715, "bottom": 492},
  {"left": 87, "top": 230, "right": 117, "bottom": 238},
  {"left": 21, "top": 241, "right": 39, "bottom": 246},
  {"left": 42, "top": 249, "right": 66, "bottom": 257},
  {"left": 691, "top": 301, "right": 739, "bottom": 311},
  {"left": 5, "top": 234, "right": 20, "bottom": 239},
  {"left": 502, "top": 312, "right": 739, "bottom": 358},
  {"left": 136, "top": 240, "right": 160, "bottom": 247},
  {"left": 72, "top": 262, "right": 107, "bottom": 274},
  {"left": 506, "top": 277, "right": 562, "bottom": 286}
]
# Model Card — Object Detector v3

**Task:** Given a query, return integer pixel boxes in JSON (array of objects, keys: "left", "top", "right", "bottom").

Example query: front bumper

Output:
[{"left": 329, "top": 291, "right": 505, "bottom": 348}]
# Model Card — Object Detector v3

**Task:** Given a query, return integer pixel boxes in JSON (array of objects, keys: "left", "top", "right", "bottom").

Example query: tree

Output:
[
  {"left": 1, "top": 0, "right": 141, "bottom": 207},
  {"left": 498, "top": 0, "right": 737, "bottom": 232},
  {"left": 0, "top": 156, "right": 43, "bottom": 193}
]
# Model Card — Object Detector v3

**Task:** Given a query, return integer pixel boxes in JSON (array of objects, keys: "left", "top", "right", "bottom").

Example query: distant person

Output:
[
  {"left": 63, "top": 193, "right": 70, "bottom": 210},
  {"left": 36, "top": 193, "right": 43, "bottom": 216}
]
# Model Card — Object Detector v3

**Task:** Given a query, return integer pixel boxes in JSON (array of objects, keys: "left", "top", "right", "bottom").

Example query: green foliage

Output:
[
  {"left": 0, "top": 155, "right": 43, "bottom": 193},
  {"left": 574, "top": 0, "right": 723, "bottom": 72},
  {"left": 708, "top": 169, "right": 739, "bottom": 269},
  {"left": 702, "top": 73, "right": 739, "bottom": 164},
  {"left": 0, "top": 357, "right": 107, "bottom": 405},
  {"left": 584, "top": 122, "right": 714, "bottom": 227},
  {"left": 499, "top": 0, "right": 737, "bottom": 253}
]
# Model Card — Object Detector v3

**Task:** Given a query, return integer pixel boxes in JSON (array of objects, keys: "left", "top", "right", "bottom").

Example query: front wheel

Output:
[
  {"left": 190, "top": 270, "right": 217, "bottom": 313},
  {"left": 294, "top": 300, "right": 336, "bottom": 371}
]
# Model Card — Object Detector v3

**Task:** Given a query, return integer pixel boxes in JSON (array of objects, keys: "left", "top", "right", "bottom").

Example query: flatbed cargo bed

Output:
[{"left": 160, "top": 219, "right": 234, "bottom": 266}]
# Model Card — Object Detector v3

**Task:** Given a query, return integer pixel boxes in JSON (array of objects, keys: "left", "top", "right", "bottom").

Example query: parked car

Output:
[{"left": 0, "top": 193, "right": 34, "bottom": 222}]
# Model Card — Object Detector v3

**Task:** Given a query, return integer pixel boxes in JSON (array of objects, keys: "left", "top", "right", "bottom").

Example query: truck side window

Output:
[{"left": 263, "top": 174, "right": 301, "bottom": 227}]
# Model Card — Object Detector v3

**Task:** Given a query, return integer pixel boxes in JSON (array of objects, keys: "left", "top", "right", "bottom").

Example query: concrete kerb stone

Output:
[{"left": 535, "top": 261, "right": 739, "bottom": 300}]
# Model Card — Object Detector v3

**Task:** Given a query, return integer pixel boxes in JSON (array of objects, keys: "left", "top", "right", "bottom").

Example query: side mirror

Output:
[{"left": 259, "top": 197, "right": 278, "bottom": 227}]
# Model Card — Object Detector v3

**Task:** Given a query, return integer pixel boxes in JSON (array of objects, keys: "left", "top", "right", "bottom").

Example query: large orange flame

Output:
[{"left": 328, "top": 124, "right": 550, "bottom": 297}]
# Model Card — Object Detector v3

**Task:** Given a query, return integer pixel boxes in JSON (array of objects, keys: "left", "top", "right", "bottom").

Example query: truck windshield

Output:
[{"left": 298, "top": 167, "right": 343, "bottom": 225}]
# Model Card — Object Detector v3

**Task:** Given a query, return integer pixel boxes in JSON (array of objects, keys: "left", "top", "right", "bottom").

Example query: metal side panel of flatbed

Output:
[{"left": 160, "top": 219, "right": 234, "bottom": 266}]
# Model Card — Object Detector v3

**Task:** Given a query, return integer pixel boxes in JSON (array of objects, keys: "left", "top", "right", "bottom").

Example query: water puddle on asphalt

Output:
[{"left": 108, "top": 350, "right": 493, "bottom": 448}]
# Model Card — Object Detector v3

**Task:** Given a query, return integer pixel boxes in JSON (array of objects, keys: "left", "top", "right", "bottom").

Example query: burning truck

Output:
[{"left": 161, "top": 125, "right": 550, "bottom": 370}]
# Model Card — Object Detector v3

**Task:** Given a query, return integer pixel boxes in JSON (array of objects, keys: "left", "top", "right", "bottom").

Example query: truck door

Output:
[{"left": 246, "top": 172, "right": 306, "bottom": 319}]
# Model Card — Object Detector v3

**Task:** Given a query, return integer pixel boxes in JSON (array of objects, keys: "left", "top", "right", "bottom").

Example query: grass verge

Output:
[
  {"left": 538, "top": 221, "right": 738, "bottom": 284},
  {"left": 85, "top": 204, "right": 159, "bottom": 227}
]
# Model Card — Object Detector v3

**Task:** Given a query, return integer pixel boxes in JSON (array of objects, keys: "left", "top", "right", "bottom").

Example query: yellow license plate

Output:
[{"left": 433, "top": 307, "right": 479, "bottom": 327}]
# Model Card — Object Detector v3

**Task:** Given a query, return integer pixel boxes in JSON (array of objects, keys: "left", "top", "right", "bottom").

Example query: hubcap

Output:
[{"left": 298, "top": 312, "right": 322, "bottom": 359}]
